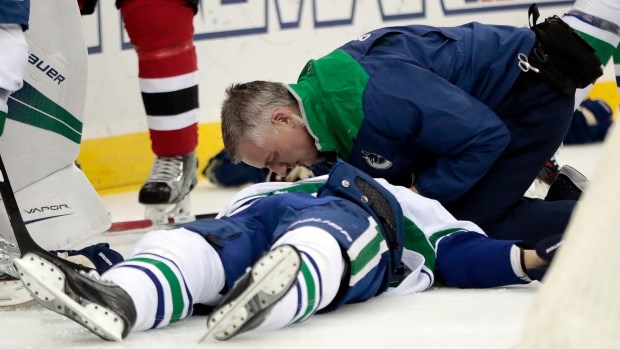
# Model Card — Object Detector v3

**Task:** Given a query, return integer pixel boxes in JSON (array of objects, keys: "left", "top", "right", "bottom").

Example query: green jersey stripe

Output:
[
  {"left": 350, "top": 227, "right": 388, "bottom": 286},
  {"left": 298, "top": 260, "right": 317, "bottom": 321},
  {"left": 402, "top": 217, "right": 437, "bottom": 272},
  {"left": 131, "top": 257, "right": 186, "bottom": 323}
]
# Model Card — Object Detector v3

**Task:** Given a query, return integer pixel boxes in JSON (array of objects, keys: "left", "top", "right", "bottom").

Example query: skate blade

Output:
[
  {"left": 144, "top": 196, "right": 191, "bottom": 220},
  {"left": 14, "top": 253, "right": 125, "bottom": 341},
  {"left": 200, "top": 245, "right": 300, "bottom": 343}
]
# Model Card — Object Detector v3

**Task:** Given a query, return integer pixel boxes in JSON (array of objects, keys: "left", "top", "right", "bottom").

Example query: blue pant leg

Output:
[
  {"left": 490, "top": 198, "right": 575, "bottom": 247},
  {"left": 447, "top": 82, "right": 575, "bottom": 244},
  {"left": 182, "top": 216, "right": 273, "bottom": 291},
  {"left": 436, "top": 231, "right": 526, "bottom": 288}
]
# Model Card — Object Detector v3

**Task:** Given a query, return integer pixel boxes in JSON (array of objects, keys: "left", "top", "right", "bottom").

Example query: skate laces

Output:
[{"left": 147, "top": 156, "right": 185, "bottom": 183}]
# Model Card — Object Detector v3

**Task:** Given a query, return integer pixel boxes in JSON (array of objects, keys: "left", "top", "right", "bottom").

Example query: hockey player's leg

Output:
[
  {"left": 565, "top": 0, "right": 620, "bottom": 65},
  {"left": 15, "top": 227, "right": 225, "bottom": 339},
  {"left": 434, "top": 231, "right": 559, "bottom": 288},
  {"left": 119, "top": 0, "right": 200, "bottom": 218},
  {"left": 203, "top": 227, "right": 345, "bottom": 341},
  {"left": 104, "top": 228, "right": 226, "bottom": 332},
  {"left": 563, "top": 0, "right": 620, "bottom": 104}
]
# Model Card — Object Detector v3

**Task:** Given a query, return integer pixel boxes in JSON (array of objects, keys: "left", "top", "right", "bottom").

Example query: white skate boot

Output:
[
  {"left": 139, "top": 151, "right": 198, "bottom": 219},
  {"left": 201, "top": 244, "right": 301, "bottom": 342}
]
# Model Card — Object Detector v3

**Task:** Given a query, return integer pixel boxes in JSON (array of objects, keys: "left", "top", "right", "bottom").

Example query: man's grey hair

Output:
[{"left": 221, "top": 81, "right": 298, "bottom": 163}]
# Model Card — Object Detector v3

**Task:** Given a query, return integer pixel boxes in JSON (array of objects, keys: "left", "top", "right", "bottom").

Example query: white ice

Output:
[{"left": 0, "top": 144, "right": 603, "bottom": 349}]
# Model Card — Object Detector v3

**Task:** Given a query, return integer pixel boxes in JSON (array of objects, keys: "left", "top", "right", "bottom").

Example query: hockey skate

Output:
[
  {"left": 545, "top": 165, "right": 589, "bottom": 201},
  {"left": 13, "top": 252, "right": 136, "bottom": 341},
  {"left": 139, "top": 151, "right": 198, "bottom": 220},
  {"left": 200, "top": 244, "right": 301, "bottom": 342},
  {"left": 0, "top": 236, "right": 20, "bottom": 278},
  {"left": 0, "top": 273, "right": 36, "bottom": 310},
  {"left": 1, "top": 239, "right": 123, "bottom": 310}
]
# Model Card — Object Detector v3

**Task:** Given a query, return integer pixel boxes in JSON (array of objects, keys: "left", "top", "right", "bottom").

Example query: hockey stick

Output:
[
  {"left": 0, "top": 153, "right": 92, "bottom": 273},
  {"left": 107, "top": 212, "right": 218, "bottom": 233}
]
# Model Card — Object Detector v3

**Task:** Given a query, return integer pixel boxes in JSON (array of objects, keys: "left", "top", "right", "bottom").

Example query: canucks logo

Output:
[{"left": 361, "top": 150, "right": 392, "bottom": 170}]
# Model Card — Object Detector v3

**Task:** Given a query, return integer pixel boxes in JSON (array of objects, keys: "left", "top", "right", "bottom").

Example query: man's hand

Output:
[{"left": 270, "top": 166, "right": 314, "bottom": 182}]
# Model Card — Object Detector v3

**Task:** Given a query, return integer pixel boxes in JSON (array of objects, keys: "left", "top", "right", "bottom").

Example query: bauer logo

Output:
[{"left": 28, "top": 53, "right": 66, "bottom": 85}]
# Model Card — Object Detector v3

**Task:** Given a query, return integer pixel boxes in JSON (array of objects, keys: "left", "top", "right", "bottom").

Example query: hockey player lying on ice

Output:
[{"left": 14, "top": 162, "right": 560, "bottom": 342}]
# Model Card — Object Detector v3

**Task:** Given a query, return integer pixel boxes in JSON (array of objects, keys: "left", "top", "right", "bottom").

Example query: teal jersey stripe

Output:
[
  {"left": 7, "top": 81, "right": 82, "bottom": 144},
  {"left": 402, "top": 217, "right": 437, "bottom": 272},
  {"left": 132, "top": 257, "right": 186, "bottom": 323},
  {"left": 298, "top": 260, "right": 316, "bottom": 322},
  {"left": 350, "top": 227, "right": 384, "bottom": 277}
]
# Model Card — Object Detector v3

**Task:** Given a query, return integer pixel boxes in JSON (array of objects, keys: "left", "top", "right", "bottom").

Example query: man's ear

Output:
[{"left": 271, "top": 108, "right": 292, "bottom": 127}]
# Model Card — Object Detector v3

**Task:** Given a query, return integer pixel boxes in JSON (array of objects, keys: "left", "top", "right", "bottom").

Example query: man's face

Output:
[{"left": 238, "top": 111, "right": 318, "bottom": 176}]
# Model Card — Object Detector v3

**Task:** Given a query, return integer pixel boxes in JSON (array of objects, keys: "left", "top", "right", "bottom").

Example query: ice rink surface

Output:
[{"left": 0, "top": 144, "right": 603, "bottom": 349}]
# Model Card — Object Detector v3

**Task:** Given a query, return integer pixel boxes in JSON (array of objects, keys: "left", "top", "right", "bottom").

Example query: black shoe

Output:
[
  {"left": 201, "top": 245, "right": 301, "bottom": 342},
  {"left": 545, "top": 165, "right": 589, "bottom": 201},
  {"left": 14, "top": 252, "right": 136, "bottom": 341}
]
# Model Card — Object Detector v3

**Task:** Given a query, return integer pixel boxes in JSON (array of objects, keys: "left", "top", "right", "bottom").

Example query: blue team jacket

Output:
[{"left": 289, "top": 22, "right": 536, "bottom": 203}]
